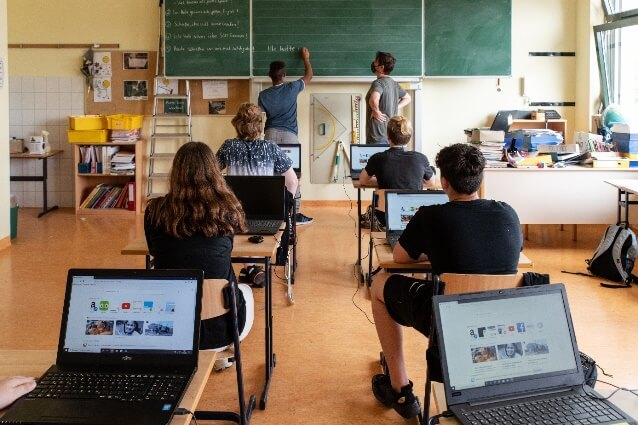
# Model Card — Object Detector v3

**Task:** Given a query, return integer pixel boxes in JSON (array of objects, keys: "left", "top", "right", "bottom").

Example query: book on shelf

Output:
[
  {"left": 80, "top": 184, "right": 130, "bottom": 209},
  {"left": 110, "top": 129, "right": 141, "bottom": 143}
]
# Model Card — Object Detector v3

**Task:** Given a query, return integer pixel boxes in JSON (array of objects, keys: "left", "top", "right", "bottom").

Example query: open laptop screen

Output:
[
  {"left": 57, "top": 269, "right": 202, "bottom": 368},
  {"left": 385, "top": 190, "right": 448, "bottom": 232},
  {"left": 278, "top": 143, "right": 301, "bottom": 174},
  {"left": 434, "top": 284, "right": 582, "bottom": 406},
  {"left": 225, "top": 175, "right": 286, "bottom": 220},
  {"left": 350, "top": 144, "right": 389, "bottom": 174}
]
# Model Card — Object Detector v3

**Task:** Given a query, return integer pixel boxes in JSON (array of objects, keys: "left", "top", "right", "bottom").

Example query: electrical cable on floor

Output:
[{"left": 351, "top": 264, "right": 375, "bottom": 325}]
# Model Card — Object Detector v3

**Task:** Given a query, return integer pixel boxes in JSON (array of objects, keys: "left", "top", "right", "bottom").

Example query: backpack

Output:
[{"left": 586, "top": 224, "right": 638, "bottom": 288}]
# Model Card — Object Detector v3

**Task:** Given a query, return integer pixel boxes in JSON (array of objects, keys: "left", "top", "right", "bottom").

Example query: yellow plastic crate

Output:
[
  {"left": 68, "top": 115, "right": 107, "bottom": 130},
  {"left": 106, "top": 114, "right": 144, "bottom": 130},
  {"left": 67, "top": 130, "right": 108, "bottom": 144}
]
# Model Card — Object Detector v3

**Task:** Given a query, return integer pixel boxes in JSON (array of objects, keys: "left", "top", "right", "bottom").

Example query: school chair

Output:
[
  {"left": 195, "top": 279, "right": 256, "bottom": 425},
  {"left": 423, "top": 273, "right": 524, "bottom": 425}
]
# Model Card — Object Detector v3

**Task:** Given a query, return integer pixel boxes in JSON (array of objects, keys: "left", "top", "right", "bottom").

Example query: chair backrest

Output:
[
  {"left": 438, "top": 273, "right": 523, "bottom": 295},
  {"left": 201, "top": 278, "right": 229, "bottom": 321},
  {"left": 373, "top": 189, "right": 387, "bottom": 213}
]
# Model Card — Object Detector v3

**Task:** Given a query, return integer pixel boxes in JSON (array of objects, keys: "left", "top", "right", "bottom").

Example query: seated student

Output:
[
  {"left": 369, "top": 143, "right": 523, "bottom": 419},
  {"left": 0, "top": 377, "right": 36, "bottom": 410},
  {"left": 358, "top": 116, "right": 435, "bottom": 226},
  {"left": 145, "top": 141, "right": 254, "bottom": 355},
  {"left": 216, "top": 102, "right": 299, "bottom": 286}
]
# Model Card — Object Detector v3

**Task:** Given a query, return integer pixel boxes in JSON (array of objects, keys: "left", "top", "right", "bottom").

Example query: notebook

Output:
[
  {"left": 490, "top": 110, "right": 531, "bottom": 132},
  {"left": 225, "top": 175, "right": 286, "bottom": 235},
  {"left": 278, "top": 143, "right": 302, "bottom": 177},
  {"left": 432, "top": 284, "right": 636, "bottom": 425},
  {"left": 349, "top": 144, "right": 389, "bottom": 179},
  {"left": 1, "top": 268, "right": 203, "bottom": 425},
  {"left": 384, "top": 190, "right": 447, "bottom": 248}
]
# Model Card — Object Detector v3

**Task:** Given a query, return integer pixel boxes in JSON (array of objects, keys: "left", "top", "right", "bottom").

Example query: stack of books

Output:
[
  {"left": 80, "top": 183, "right": 129, "bottom": 209},
  {"left": 469, "top": 141, "right": 507, "bottom": 168},
  {"left": 110, "top": 128, "right": 141, "bottom": 143},
  {"left": 110, "top": 152, "right": 135, "bottom": 175}
]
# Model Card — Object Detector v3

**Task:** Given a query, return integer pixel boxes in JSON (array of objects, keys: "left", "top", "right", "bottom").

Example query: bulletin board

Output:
[{"left": 86, "top": 51, "right": 250, "bottom": 116}]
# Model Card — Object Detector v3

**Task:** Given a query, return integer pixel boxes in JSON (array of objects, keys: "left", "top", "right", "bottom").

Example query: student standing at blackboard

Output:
[
  {"left": 366, "top": 52, "right": 411, "bottom": 144},
  {"left": 258, "top": 47, "right": 314, "bottom": 225}
]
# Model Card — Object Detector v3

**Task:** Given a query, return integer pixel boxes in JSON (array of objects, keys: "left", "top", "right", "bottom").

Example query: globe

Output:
[{"left": 602, "top": 104, "right": 627, "bottom": 128}]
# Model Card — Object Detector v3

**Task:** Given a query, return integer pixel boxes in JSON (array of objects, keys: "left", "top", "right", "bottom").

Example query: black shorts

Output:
[{"left": 383, "top": 274, "right": 435, "bottom": 337}]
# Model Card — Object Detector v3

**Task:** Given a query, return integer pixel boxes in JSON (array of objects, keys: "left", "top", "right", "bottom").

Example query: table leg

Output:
[
  {"left": 356, "top": 188, "right": 364, "bottom": 284},
  {"left": 260, "top": 256, "right": 273, "bottom": 410},
  {"left": 38, "top": 157, "right": 58, "bottom": 218}
]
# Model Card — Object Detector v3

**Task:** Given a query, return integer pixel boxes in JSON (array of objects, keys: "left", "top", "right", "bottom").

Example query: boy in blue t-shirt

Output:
[{"left": 258, "top": 47, "right": 314, "bottom": 224}]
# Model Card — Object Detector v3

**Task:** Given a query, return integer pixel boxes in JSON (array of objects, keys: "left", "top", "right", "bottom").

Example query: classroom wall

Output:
[
  {"left": 1, "top": 0, "right": 10, "bottom": 244},
  {"left": 5, "top": 0, "right": 603, "bottom": 204}
]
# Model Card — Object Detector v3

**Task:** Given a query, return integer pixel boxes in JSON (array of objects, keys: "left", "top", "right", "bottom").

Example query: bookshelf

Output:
[{"left": 73, "top": 140, "right": 145, "bottom": 215}]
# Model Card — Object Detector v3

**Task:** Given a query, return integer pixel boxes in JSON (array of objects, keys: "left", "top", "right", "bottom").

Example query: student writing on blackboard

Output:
[
  {"left": 258, "top": 47, "right": 314, "bottom": 225},
  {"left": 366, "top": 52, "right": 411, "bottom": 144}
]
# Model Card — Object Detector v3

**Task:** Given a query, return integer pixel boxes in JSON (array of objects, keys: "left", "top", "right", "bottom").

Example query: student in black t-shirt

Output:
[
  {"left": 359, "top": 116, "right": 435, "bottom": 226},
  {"left": 369, "top": 143, "right": 523, "bottom": 419}
]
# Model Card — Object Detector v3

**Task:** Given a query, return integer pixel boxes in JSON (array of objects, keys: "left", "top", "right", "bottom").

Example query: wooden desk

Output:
[
  {"left": 122, "top": 234, "right": 280, "bottom": 410},
  {"left": 371, "top": 232, "right": 533, "bottom": 272},
  {"left": 0, "top": 349, "right": 215, "bottom": 425},
  {"left": 9, "top": 150, "right": 63, "bottom": 218},
  {"left": 605, "top": 179, "right": 638, "bottom": 227}
]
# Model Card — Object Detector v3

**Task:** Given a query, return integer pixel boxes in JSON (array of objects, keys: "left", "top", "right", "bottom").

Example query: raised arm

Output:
[{"left": 300, "top": 47, "right": 313, "bottom": 85}]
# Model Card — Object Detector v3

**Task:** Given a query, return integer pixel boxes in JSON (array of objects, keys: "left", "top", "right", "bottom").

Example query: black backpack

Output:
[{"left": 587, "top": 224, "right": 638, "bottom": 288}]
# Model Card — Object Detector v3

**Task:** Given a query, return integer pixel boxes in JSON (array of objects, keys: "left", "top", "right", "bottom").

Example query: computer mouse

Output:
[{"left": 248, "top": 235, "right": 264, "bottom": 244}]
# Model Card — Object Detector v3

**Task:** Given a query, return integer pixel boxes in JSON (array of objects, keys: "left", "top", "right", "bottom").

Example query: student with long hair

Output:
[{"left": 145, "top": 142, "right": 254, "bottom": 352}]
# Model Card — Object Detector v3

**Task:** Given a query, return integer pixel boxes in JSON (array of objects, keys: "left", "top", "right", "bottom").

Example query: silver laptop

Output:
[
  {"left": 350, "top": 144, "right": 389, "bottom": 179},
  {"left": 1, "top": 268, "right": 203, "bottom": 425},
  {"left": 384, "top": 190, "right": 447, "bottom": 248},
  {"left": 278, "top": 143, "right": 301, "bottom": 177},
  {"left": 432, "top": 284, "right": 636, "bottom": 425}
]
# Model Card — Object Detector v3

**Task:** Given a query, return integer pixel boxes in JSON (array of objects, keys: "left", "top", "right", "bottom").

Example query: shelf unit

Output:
[{"left": 73, "top": 140, "right": 145, "bottom": 215}]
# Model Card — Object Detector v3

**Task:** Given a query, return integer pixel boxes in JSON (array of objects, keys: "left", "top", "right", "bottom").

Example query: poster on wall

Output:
[
  {"left": 92, "top": 52, "right": 112, "bottom": 77},
  {"left": 93, "top": 78, "right": 112, "bottom": 102}
]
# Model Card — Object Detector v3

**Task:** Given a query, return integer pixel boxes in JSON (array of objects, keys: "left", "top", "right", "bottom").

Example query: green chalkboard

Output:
[
  {"left": 252, "top": 0, "right": 422, "bottom": 77},
  {"left": 424, "top": 0, "right": 511, "bottom": 76},
  {"left": 164, "top": 0, "right": 250, "bottom": 77}
]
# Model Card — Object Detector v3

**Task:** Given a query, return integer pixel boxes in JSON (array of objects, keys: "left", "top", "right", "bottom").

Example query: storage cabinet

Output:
[
  {"left": 73, "top": 140, "right": 145, "bottom": 215},
  {"left": 509, "top": 119, "right": 568, "bottom": 140}
]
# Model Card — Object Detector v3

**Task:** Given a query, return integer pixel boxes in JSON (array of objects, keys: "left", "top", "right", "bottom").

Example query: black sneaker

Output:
[
  {"left": 371, "top": 374, "right": 421, "bottom": 419},
  {"left": 238, "top": 265, "right": 265, "bottom": 288},
  {"left": 295, "top": 213, "right": 314, "bottom": 225}
]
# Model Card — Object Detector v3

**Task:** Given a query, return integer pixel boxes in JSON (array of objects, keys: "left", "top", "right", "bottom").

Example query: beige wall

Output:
[
  {"left": 5, "top": 0, "right": 604, "bottom": 203},
  {"left": 1, "top": 0, "right": 9, "bottom": 241}
]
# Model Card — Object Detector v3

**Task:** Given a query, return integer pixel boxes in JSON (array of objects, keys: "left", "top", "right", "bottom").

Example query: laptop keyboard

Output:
[
  {"left": 27, "top": 371, "right": 187, "bottom": 402},
  {"left": 462, "top": 393, "right": 624, "bottom": 425},
  {"left": 246, "top": 219, "right": 282, "bottom": 234}
]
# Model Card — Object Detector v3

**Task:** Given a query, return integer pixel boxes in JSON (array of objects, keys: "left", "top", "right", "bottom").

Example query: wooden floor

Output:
[{"left": 1, "top": 205, "right": 637, "bottom": 423}]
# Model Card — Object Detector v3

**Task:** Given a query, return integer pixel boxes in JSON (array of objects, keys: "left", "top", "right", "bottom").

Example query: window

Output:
[{"left": 594, "top": 1, "right": 638, "bottom": 117}]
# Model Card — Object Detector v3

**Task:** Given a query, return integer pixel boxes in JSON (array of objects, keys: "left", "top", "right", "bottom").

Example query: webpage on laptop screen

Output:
[
  {"left": 63, "top": 276, "right": 197, "bottom": 354},
  {"left": 280, "top": 146, "right": 300, "bottom": 169},
  {"left": 386, "top": 193, "right": 447, "bottom": 231},
  {"left": 352, "top": 146, "right": 387, "bottom": 171},
  {"left": 438, "top": 292, "right": 577, "bottom": 391}
]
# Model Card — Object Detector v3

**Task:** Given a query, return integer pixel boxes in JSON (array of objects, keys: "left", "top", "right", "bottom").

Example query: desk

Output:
[
  {"left": 371, "top": 232, "right": 533, "bottom": 273},
  {"left": 353, "top": 180, "right": 375, "bottom": 283},
  {"left": 605, "top": 179, "right": 638, "bottom": 227},
  {"left": 0, "top": 349, "right": 215, "bottom": 425},
  {"left": 482, "top": 167, "right": 638, "bottom": 240},
  {"left": 122, "top": 234, "right": 280, "bottom": 410},
  {"left": 9, "top": 150, "right": 63, "bottom": 218}
]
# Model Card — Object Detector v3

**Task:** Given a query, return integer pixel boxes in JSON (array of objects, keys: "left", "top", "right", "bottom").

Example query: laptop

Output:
[
  {"left": 432, "top": 284, "right": 637, "bottom": 425},
  {"left": 1, "top": 268, "right": 203, "bottom": 425},
  {"left": 278, "top": 143, "right": 302, "bottom": 177},
  {"left": 225, "top": 175, "right": 286, "bottom": 235},
  {"left": 490, "top": 110, "right": 531, "bottom": 132},
  {"left": 349, "top": 144, "right": 389, "bottom": 179},
  {"left": 384, "top": 190, "right": 447, "bottom": 248}
]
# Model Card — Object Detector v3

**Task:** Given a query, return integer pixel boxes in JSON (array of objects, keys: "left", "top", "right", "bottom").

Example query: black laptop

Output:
[
  {"left": 490, "top": 110, "right": 531, "bottom": 132},
  {"left": 278, "top": 143, "right": 301, "bottom": 177},
  {"left": 384, "top": 190, "right": 448, "bottom": 248},
  {"left": 432, "top": 284, "right": 636, "bottom": 425},
  {"left": 349, "top": 144, "right": 389, "bottom": 179},
  {"left": 1, "top": 268, "right": 203, "bottom": 425},
  {"left": 225, "top": 175, "right": 286, "bottom": 235}
]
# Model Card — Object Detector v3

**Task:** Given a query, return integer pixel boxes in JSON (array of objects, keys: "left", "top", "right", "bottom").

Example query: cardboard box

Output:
[
  {"left": 9, "top": 138, "right": 24, "bottom": 154},
  {"left": 470, "top": 129, "right": 505, "bottom": 143}
]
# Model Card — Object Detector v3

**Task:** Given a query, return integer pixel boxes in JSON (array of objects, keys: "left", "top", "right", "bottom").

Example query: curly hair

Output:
[
  {"left": 435, "top": 143, "right": 486, "bottom": 194},
  {"left": 387, "top": 116, "right": 412, "bottom": 146},
  {"left": 231, "top": 103, "right": 263, "bottom": 140},
  {"left": 146, "top": 142, "right": 246, "bottom": 238},
  {"left": 268, "top": 60, "right": 286, "bottom": 82}
]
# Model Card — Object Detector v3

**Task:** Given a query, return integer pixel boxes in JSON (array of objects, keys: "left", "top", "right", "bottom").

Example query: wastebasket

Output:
[{"left": 10, "top": 194, "right": 18, "bottom": 240}]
